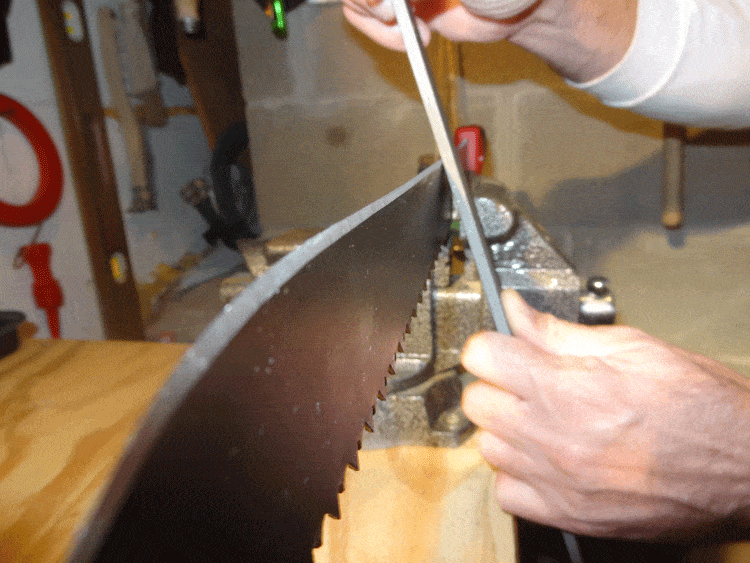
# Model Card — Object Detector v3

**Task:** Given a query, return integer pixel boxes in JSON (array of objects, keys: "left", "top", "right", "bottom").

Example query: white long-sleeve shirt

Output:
[{"left": 569, "top": 0, "right": 750, "bottom": 128}]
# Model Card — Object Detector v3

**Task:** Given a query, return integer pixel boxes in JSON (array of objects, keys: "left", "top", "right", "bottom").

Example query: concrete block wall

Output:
[{"left": 234, "top": 0, "right": 435, "bottom": 236}]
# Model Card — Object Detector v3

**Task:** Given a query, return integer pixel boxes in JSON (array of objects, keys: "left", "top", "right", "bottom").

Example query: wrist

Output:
[{"left": 506, "top": 0, "right": 637, "bottom": 82}]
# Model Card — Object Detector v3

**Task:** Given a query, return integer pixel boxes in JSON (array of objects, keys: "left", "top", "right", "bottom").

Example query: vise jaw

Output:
[{"left": 363, "top": 176, "right": 615, "bottom": 449}]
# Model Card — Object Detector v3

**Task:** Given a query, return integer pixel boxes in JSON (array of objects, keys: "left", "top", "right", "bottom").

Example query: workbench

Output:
[{"left": 0, "top": 339, "right": 517, "bottom": 562}]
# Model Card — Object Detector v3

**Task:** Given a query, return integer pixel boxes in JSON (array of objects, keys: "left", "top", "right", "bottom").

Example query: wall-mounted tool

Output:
[
  {"left": 118, "top": 0, "right": 168, "bottom": 125},
  {"left": 1, "top": 95, "right": 66, "bottom": 339},
  {"left": 16, "top": 243, "right": 64, "bottom": 339},
  {"left": 662, "top": 123, "right": 686, "bottom": 229},
  {"left": 266, "top": 0, "right": 287, "bottom": 38},
  {"left": 180, "top": 121, "right": 261, "bottom": 251},
  {"left": 174, "top": 0, "right": 201, "bottom": 34},
  {"left": 0, "top": 94, "right": 63, "bottom": 226},
  {"left": 98, "top": 6, "right": 154, "bottom": 212}
]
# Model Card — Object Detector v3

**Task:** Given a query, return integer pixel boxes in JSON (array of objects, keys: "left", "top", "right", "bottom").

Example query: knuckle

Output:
[{"left": 552, "top": 440, "right": 595, "bottom": 480}]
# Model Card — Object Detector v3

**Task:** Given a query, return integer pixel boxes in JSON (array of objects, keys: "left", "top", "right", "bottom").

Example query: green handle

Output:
[{"left": 270, "top": 0, "right": 287, "bottom": 38}]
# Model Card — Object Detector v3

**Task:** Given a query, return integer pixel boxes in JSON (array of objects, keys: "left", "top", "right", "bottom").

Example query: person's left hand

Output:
[
  {"left": 341, "top": 0, "right": 540, "bottom": 51},
  {"left": 461, "top": 289, "right": 750, "bottom": 539}
]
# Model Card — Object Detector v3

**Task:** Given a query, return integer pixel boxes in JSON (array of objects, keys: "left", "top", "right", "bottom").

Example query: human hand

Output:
[
  {"left": 341, "top": 0, "right": 543, "bottom": 51},
  {"left": 342, "top": 0, "right": 636, "bottom": 82},
  {"left": 461, "top": 289, "right": 750, "bottom": 539}
]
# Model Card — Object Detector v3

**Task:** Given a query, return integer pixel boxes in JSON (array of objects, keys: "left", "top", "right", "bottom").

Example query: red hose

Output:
[{"left": 0, "top": 94, "right": 64, "bottom": 226}]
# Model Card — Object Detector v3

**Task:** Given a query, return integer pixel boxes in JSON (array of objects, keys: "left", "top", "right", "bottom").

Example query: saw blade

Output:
[{"left": 68, "top": 162, "right": 449, "bottom": 563}]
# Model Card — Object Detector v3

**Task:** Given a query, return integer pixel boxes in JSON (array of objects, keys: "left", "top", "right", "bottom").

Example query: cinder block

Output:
[
  {"left": 246, "top": 98, "right": 434, "bottom": 234},
  {"left": 234, "top": 2, "right": 418, "bottom": 103}
]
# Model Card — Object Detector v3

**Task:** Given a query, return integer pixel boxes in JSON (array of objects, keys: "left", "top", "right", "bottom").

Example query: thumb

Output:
[{"left": 501, "top": 289, "right": 628, "bottom": 357}]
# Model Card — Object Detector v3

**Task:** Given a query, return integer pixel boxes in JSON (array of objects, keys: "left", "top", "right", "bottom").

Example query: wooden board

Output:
[
  {"left": 0, "top": 339, "right": 184, "bottom": 562},
  {"left": 3, "top": 339, "right": 744, "bottom": 562},
  {"left": 316, "top": 440, "right": 517, "bottom": 563},
  {"left": 0, "top": 339, "right": 517, "bottom": 562}
]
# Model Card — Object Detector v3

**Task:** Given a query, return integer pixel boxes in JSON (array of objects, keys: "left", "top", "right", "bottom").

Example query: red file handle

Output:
[{"left": 454, "top": 125, "right": 485, "bottom": 175}]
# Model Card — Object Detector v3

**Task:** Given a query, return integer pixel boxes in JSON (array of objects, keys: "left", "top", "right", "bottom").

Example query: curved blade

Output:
[{"left": 69, "top": 163, "right": 449, "bottom": 563}]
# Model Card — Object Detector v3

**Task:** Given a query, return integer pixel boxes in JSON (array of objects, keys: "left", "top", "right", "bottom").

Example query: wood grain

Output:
[
  {"left": 316, "top": 440, "right": 517, "bottom": 563},
  {"left": 0, "top": 339, "right": 186, "bottom": 563},
  {"left": 3, "top": 339, "right": 749, "bottom": 562},
  {"left": 0, "top": 339, "right": 518, "bottom": 563}
]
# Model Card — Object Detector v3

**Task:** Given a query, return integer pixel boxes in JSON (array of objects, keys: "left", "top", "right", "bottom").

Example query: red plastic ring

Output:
[{"left": 0, "top": 94, "right": 64, "bottom": 227}]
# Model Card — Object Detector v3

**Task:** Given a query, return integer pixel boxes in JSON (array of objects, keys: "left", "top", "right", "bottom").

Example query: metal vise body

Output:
[{"left": 364, "top": 176, "right": 614, "bottom": 448}]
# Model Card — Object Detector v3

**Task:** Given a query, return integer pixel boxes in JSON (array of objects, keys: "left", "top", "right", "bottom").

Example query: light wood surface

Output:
[
  {"left": 0, "top": 339, "right": 516, "bottom": 562},
  {"left": 316, "top": 442, "right": 517, "bottom": 563},
  {"left": 5, "top": 339, "right": 749, "bottom": 563},
  {"left": 0, "top": 339, "right": 186, "bottom": 563}
]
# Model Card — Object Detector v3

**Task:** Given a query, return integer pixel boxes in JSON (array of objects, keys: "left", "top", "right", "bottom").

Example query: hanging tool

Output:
[
  {"left": 0, "top": 94, "right": 64, "bottom": 226},
  {"left": 267, "top": 0, "right": 287, "bottom": 38},
  {"left": 174, "top": 0, "right": 201, "bottom": 33},
  {"left": 98, "top": 7, "right": 155, "bottom": 212},
  {"left": 391, "top": 0, "right": 508, "bottom": 333},
  {"left": 662, "top": 123, "right": 686, "bottom": 229},
  {"left": 1, "top": 95, "right": 65, "bottom": 339},
  {"left": 16, "top": 243, "right": 64, "bottom": 339}
]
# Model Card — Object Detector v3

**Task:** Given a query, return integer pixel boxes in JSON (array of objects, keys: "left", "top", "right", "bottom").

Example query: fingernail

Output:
[{"left": 461, "top": 333, "right": 491, "bottom": 372}]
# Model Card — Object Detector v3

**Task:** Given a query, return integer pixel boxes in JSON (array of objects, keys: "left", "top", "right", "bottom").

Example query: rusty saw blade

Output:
[{"left": 68, "top": 162, "right": 449, "bottom": 563}]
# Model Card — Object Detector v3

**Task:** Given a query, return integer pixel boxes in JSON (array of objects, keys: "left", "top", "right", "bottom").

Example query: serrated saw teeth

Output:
[
  {"left": 347, "top": 455, "right": 359, "bottom": 471},
  {"left": 328, "top": 498, "right": 341, "bottom": 520}
]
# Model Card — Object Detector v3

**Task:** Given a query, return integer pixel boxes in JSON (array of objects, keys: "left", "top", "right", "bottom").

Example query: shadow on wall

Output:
[
  {"left": 518, "top": 147, "right": 750, "bottom": 230},
  {"left": 335, "top": 8, "right": 750, "bottom": 240}
]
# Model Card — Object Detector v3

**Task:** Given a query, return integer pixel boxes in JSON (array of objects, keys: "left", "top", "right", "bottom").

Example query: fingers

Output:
[
  {"left": 427, "top": 5, "right": 512, "bottom": 42},
  {"left": 342, "top": 0, "right": 395, "bottom": 22},
  {"left": 501, "top": 289, "right": 646, "bottom": 357},
  {"left": 475, "top": 429, "right": 537, "bottom": 474},
  {"left": 342, "top": 1, "right": 432, "bottom": 50},
  {"left": 461, "top": 329, "right": 561, "bottom": 398},
  {"left": 472, "top": 430, "right": 557, "bottom": 525},
  {"left": 493, "top": 473, "right": 554, "bottom": 525},
  {"left": 462, "top": 382, "right": 525, "bottom": 434}
]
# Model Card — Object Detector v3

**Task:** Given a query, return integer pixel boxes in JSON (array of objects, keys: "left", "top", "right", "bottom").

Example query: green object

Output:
[
  {"left": 450, "top": 219, "right": 461, "bottom": 232},
  {"left": 270, "top": 0, "right": 287, "bottom": 38}
]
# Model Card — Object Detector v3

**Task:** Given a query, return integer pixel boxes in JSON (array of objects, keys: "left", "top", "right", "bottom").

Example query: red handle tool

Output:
[
  {"left": 454, "top": 125, "right": 485, "bottom": 175},
  {"left": 20, "top": 243, "right": 63, "bottom": 339}
]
